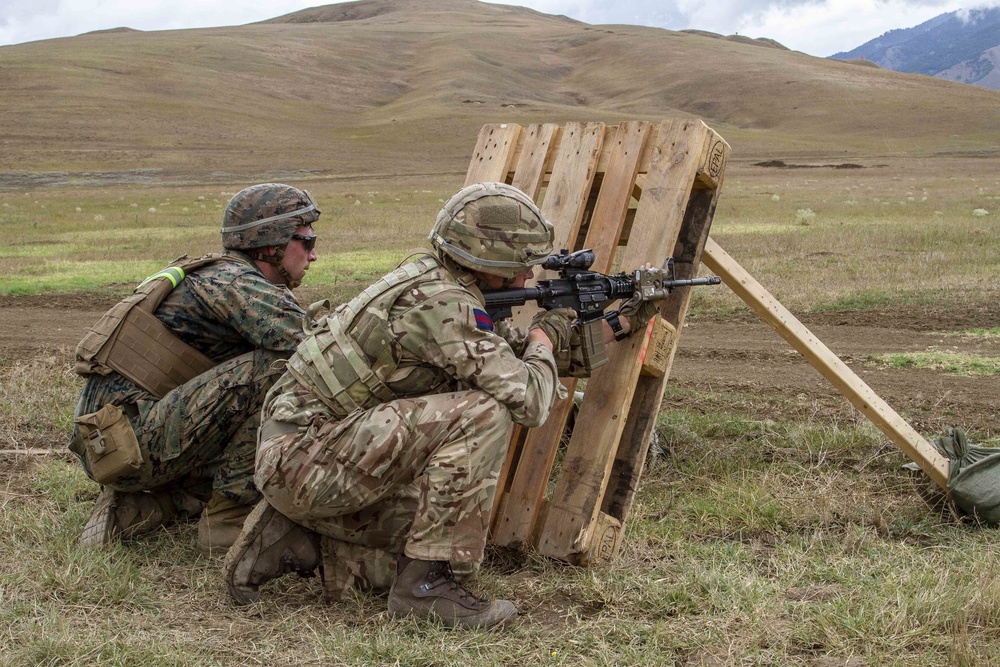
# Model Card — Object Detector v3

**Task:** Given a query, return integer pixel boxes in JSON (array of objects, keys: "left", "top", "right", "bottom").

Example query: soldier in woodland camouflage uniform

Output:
[
  {"left": 224, "top": 183, "right": 657, "bottom": 629},
  {"left": 71, "top": 183, "right": 321, "bottom": 554}
]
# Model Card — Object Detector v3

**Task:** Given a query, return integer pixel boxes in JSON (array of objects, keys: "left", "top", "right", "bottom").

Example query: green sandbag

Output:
[{"left": 935, "top": 426, "right": 1000, "bottom": 526}]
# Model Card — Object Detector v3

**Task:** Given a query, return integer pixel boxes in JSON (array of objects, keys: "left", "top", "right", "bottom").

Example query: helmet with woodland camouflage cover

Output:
[
  {"left": 429, "top": 182, "right": 554, "bottom": 279},
  {"left": 221, "top": 183, "right": 320, "bottom": 250}
]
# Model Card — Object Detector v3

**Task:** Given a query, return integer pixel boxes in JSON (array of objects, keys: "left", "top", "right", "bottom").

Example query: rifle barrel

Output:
[{"left": 671, "top": 276, "right": 722, "bottom": 287}]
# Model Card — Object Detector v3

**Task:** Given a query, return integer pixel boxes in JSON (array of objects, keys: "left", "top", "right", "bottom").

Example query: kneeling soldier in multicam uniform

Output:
[
  {"left": 71, "top": 183, "right": 321, "bottom": 554},
  {"left": 223, "top": 182, "right": 657, "bottom": 629}
]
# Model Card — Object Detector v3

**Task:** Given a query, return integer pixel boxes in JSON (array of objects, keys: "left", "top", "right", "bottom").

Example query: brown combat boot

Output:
[
  {"left": 80, "top": 487, "right": 178, "bottom": 547},
  {"left": 223, "top": 500, "right": 320, "bottom": 605},
  {"left": 196, "top": 494, "right": 253, "bottom": 556},
  {"left": 387, "top": 556, "right": 517, "bottom": 629}
]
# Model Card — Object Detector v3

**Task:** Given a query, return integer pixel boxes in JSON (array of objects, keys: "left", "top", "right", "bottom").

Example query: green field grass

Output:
[
  {"left": 0, "top": 183, "right": 449, "bottom": 296},
  {"left": 2, "top": 360, "right": 998, "bottom": 665},
  {"left": 2, "top": 162, "right": 999, "bottom": 665},
  {"left": 2, "top": 161, "right": 998, "bottom": 313}
]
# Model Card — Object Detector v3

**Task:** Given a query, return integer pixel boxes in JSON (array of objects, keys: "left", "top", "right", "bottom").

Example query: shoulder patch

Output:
[{"left": 473, "top": 308, "right": 494, "bottom": 331}]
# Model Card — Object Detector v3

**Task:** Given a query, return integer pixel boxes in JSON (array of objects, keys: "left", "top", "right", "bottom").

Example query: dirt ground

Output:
[{"left": 2, "top": 290, "right": 997, "bottom": 440}]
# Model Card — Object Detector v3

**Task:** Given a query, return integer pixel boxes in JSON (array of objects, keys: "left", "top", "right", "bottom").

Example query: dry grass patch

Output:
[{"left": 3, "top": 348, "right": 1000, "bottom": 664}]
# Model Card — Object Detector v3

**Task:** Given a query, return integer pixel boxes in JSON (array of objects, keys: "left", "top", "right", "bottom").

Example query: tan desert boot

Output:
[
  {"left": 387, "top": 557, "right": 517, "bottom": 629},
  {"left": 223, "top": 500, "right": 320, "bottom": 605},
  {"left": 196, "top": 494, "right": 253, "bottom": 556},
  {"left": 80, "top": 487, "right": 178, "bottom": 547}
]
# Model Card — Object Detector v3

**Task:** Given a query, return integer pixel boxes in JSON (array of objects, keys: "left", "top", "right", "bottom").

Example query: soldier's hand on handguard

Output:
[
  {"left": 619, "top": 262, "right": 662, "bottom": 333},
  {"left": 619, "top": 296, "right": 659, "bottom": 333}
]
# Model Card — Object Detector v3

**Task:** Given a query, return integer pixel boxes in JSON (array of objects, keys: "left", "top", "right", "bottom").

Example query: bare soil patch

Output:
[
  {"left": 3, "top": 294, "right": 995, "bottom": 441},
  {"left": 673, "top": 305, "right": 1000, "bottom": 437}
]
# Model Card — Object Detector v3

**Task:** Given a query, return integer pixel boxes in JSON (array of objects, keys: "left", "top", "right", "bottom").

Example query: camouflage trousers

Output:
[
  {"left": 106, "top": 349, "right": 285, "bottom": 513},
  {"left": 256, "top": 389, "right": 514, "bottom": 592}
]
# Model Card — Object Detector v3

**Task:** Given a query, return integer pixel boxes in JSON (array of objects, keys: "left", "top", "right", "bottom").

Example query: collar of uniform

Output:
[
  {"left": 436, "top": 253, "right": 486, "bottom": 304},
  {"left": 222, "top": 248, "right": 264, "bottom": 274}
]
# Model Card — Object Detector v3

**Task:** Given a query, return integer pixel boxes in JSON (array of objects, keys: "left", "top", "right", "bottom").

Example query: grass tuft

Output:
[{"left": 867, "top": 351, "right": 1000, "bottom": 376}]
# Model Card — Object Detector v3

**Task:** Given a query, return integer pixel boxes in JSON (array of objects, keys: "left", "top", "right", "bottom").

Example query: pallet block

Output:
[{"left": 464, "top": 119, "right": 730, "bottom": 565}]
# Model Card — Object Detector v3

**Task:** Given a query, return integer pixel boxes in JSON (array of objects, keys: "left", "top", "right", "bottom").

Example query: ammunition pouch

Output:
[{"left": 70, "top": 404, "right": 143, "bottom": 484}]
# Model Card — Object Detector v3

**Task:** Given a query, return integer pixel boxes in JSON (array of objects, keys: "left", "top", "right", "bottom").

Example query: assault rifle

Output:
[
  {"left": 482, "top": 249, "right": 720, "bottom": 373},
  {"left": 482, "top": 248, "right": 721, "bottom": 329}
]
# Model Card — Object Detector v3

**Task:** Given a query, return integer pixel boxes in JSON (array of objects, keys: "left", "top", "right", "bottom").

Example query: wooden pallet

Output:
[{"left": 464, "top": 119, "right": 730, "bottom": 565}]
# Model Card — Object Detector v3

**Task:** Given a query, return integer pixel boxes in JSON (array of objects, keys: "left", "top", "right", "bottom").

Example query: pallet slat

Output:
[
  {"left": 602, "top": 123, "right": 730, "bottom": 527},
  {"left": 490, "top": 121, "right": 648, "bottom": 549},
  {"left": 465, "top": 124, "right": 522, "bottom": 184},
  {"left": 510, "top": 124, "right": 561, "bottom": 197},
  {"left": 536, "top": 119, "right": 726, "bottom": 561},
  {"left": 462, "top": 119, "right": 729, "bottom": 565}
]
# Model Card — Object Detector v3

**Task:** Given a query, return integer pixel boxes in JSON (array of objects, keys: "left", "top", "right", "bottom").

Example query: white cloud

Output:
[
  {"left": 730, "top": 0, "right": 1000, "bottom": 55},
  {"left": 487, "top": 0, "right": 1000, "bottom": 56}
]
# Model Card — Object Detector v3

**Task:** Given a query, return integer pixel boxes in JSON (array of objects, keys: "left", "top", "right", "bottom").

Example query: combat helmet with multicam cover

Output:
[{"left": 429, "top": 182, "right": 553, "bottom": 279}]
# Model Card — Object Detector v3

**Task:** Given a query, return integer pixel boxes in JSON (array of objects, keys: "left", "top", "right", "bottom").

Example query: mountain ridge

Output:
[
  {"left": 831, "top": 6, "right": 1000, "bottom": 90},
  {"left": 1, "top": 0, "right": 999, "bottom": 185},
  {"left": 260, "top": 0, "right": 580, "bottom": 26}
]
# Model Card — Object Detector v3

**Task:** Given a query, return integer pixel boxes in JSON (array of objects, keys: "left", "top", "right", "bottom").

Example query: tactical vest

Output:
[
  {"left": 285, "top": 255, "right": 448, "bottom": 420},
  {"left": 74, "top": 253, "right": 253, "bottom": 400}
]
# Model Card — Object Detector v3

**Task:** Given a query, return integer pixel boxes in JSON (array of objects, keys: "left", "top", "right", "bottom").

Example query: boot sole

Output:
[
  {"left": 222, "top": 500, "right": 275, "bottom": 605},
  {"left": 387, "top": 599, "right": 518, "bottom": 630},
  {"left": 80, "top": 488, "right": 118, "bottom": 548}
]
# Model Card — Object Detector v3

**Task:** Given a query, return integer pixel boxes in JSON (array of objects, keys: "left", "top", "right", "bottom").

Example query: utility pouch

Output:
[{"left": 70, "top": 404, "right": 142, "bottom": 484}]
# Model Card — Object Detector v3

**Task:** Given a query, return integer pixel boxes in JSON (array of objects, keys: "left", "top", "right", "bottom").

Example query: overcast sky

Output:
[{"left": 1, "top": 0, "right": 999, "bottom": 56}]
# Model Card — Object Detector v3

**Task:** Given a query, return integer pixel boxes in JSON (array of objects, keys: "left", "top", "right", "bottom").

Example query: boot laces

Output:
[{"left": 427, "top": 562, "right": 486, "bottom": 604}]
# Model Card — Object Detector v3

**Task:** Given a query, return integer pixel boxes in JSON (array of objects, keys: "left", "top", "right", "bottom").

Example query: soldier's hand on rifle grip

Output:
[{"left": 529, "top": 308, "right": 576, "bottom": 357}]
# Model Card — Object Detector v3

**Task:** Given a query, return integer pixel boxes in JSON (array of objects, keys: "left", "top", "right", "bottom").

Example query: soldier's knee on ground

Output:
[{"left": 224, "top": 500, "right": 321, "bottom": 605}]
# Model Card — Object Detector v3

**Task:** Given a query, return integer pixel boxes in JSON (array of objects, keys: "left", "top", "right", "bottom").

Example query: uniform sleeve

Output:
[
  {"left": 391, "top": 287, "right": 560, "bottom": 428},
  {"left": 493, "top": 319, "right": 529, "bottom": 357},
  {"left": 191, "top": 269, "right": 306, "bottom": 353}
]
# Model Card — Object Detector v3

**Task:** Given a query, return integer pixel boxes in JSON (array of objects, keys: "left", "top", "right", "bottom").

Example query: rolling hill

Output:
[{"left": 1, "top": 0, "right": 999, "bottom": 187}]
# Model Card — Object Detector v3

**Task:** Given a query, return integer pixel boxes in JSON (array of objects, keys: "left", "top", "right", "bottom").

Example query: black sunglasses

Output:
[{"left": 291, "top": 234, "right": 317, "bottom": 251}]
